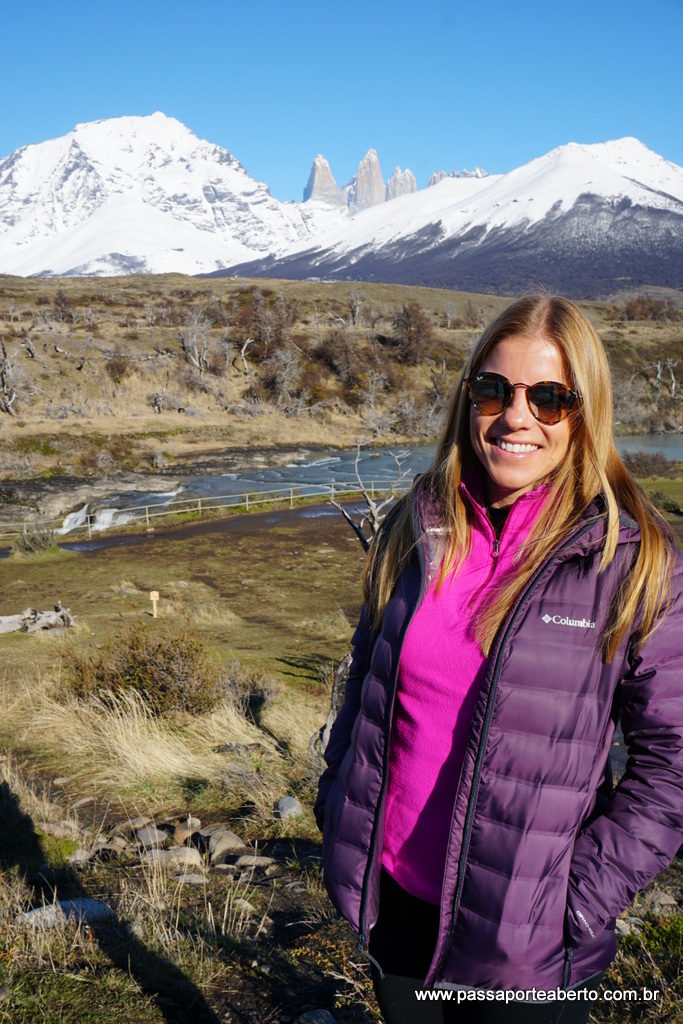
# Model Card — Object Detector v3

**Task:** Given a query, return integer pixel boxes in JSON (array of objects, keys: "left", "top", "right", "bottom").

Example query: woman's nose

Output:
[{"left": 499, "top": 385, "right": 533, "bottom": 428}]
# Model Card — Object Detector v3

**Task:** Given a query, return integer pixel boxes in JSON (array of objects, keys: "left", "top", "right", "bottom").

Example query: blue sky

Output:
[{"left": 3, "top": 0, "right": 681, "bottom": 201}]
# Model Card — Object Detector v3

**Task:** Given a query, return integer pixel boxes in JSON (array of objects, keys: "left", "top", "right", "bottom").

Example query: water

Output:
[{"left": 23, "top": 437, "right": 683, "bottom": 537}]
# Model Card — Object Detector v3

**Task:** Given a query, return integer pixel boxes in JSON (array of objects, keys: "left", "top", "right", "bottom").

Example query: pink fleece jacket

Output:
[{"left": 381, "top": 478, "right": 550, "bottom": 904}]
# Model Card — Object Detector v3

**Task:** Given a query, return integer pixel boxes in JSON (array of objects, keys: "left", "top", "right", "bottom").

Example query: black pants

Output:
[{"left": 369, "top": 872, "right": 604, "bottom": 1024}]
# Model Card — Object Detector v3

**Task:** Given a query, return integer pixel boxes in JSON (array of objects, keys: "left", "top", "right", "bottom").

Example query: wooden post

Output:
[
  {"left": 145, "top": 505, "right": 150, "bottom": 527},
  {"left": 331, "top": 482, "right": 335, "bottom": 501},
  {"left": 290, "top": 487, "right": 294, "bottom": 509},
  {"left": 149, "top": 591, "right": 159, "bottom": 618},
  {"left": 245, "top": 492, "right": 249, "bottom": 512},
  {"left": 87, "top": 515, "right": 92, "bottom": 539},
  {"left": 371, "top": 481, "right": 375, "bottom": 498},
  {"left": 197, "top": 498, "right": 202, "bottom": 518}
]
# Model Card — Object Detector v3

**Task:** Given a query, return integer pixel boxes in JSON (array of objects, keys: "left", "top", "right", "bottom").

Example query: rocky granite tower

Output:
[
  {"left": 386, "top": 167, "right": 417, "bottom": 200},
  {"left": 347, "top": 149, "right": 385, "bottom": 211},
  {"left": 303, "top": 155, "right": 346, "bottom": 206}
]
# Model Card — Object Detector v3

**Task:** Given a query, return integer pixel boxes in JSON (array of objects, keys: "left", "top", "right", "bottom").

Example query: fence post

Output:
[
  {"left": 330, "top": 482, "right": 335, "bottom": 501},
  {"left": 290, "top": 487, "right": 294, "bottom": 509},
  {"left": 145, "top": 505, "right": 150, "bottom": 527},
  {"left": 371, "top": 481, "right": 375, "bottom": 498},
  {"left": 245, "top": 492, "right": 249, "bottom": 512},
  {"left": 197, "top": 498, "right": 202, "bottom": 518},
  {"left": 87, "top": 516, "right": 92, "bottom": 539}
]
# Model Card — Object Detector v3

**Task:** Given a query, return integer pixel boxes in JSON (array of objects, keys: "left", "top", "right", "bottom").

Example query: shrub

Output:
[
  {"left": 63, "top": 622, "right": 229, "bottom": 716},
  {"left": 621, "top": 296, "right": 682, "bottom": 322},
  {"left": 391, "top": 302, "right": 435, "bottom": 365},
  {"left": 221, "top": 659, "right": 273, "bottom": 724},
  {"left": 11, "top": 525, "right": 58, "bottom": 556},
  {"left": 105, "top": 348, "right": 131, "bottom": 384},
  {"left": 648, "top": 491, "right": 682, "bottom": 515},
  {"left": 622, "top": 451, "right": 681, "bottom": 479}
]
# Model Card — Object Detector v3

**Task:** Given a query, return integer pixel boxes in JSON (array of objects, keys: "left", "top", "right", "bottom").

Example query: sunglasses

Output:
[{"left": 465, "top": 371, "right": 580, "bottom": 425}]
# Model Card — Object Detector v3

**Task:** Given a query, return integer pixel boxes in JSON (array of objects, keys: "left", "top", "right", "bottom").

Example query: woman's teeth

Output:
[{"left": 495, "top": 440, "right": 539, "bottom": 453}]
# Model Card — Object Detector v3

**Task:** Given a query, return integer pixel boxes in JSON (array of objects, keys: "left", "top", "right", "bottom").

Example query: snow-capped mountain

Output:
[
  {"left": 0, "top": 112, "right": 338, "bottom": 276},
  {"left": 224, "top": 137, "right": 683, "bottom": 296},
  {"left": 1, "top": 115, "right": 681, "bottom": 297}
]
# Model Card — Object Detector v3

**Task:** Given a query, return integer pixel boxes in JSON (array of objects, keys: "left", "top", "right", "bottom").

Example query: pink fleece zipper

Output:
[{"left": 381, "top": 479, "right": 550, "bottom": 904}]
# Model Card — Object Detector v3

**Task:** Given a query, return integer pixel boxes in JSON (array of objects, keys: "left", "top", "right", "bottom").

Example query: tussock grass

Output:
[
  {"left": 296, "top": 607, "right": 353, "bottom": 642},
  {"left": 0, "top": 671, "right": 283, "bottom": 813}
]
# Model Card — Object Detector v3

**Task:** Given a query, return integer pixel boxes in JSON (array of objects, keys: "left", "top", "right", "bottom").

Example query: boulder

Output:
[
  {"left": 274, "top": 796, "right": 303, "bottom": 820},
  {"left": 135, "top": 825, "right": 169, "bottom": 849},
  {"left": 17, "top": 898, "right": 114, "bottom": 931}
]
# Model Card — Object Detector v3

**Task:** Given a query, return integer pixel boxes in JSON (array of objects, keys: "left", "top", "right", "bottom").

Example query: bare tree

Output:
[
  {"left": 261, "top": 346, "right": 304, "bottom": 413},
  {"left": 0, "top": 340, "right": 18, "bottom": 416},
  {"left": 348, "top": 292, "right": 365, "bottom": 326},
  {"left": 330, "top": 443, "right": 412, "bottom": 551},
  {"left": 665, "top": 358, "right": 679, "bottom": 399},
  {"left": 178, "top": 309, "right": 211, "bottom": 376}
]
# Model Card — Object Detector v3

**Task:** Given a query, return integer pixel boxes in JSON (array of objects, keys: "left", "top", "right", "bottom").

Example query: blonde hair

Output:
[{"left": 365, "top": 295, "right": 675, "bottom": 662}]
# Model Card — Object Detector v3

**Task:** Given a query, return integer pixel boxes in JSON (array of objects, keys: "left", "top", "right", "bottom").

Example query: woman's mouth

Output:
[{"left": 493, "top": 440, "right": 540, "bottom": 453}]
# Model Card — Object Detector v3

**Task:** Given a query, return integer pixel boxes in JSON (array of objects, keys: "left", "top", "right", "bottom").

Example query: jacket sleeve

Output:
[
  {"left": 313, "top": 603, "right": 374, "bottom": 832},
  {"left": 565, "top": 557, "right": 683, "bottom": 946}
]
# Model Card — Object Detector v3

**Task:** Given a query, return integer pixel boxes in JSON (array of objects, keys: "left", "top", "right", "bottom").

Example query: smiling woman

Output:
[
  {"left": 314, "top": 294, "right": 683, "bottom": 1024},
  {"left": 467, "top": 334, "right": 575, "bottom": 507}
]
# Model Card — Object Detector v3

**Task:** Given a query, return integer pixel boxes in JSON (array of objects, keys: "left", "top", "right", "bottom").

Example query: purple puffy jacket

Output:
[{"left": 314, "top": 489, "right": 683, "bottom": 992}]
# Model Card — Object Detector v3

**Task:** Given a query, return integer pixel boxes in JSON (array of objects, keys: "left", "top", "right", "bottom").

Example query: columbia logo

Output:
[{"left": 541, "top": 613, "right": 596, "bottom": 629}]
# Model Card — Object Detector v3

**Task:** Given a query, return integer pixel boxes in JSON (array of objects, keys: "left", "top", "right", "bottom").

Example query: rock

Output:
[
  {"left": 17, "top": 898, "right": 114, "bottom": 930},
  {"left": 209, "top": 830, "right": 249, "bottom": 864},
  {"left": 72, "top": 796, "right": 95, "bottom": 810},
  {"left": 126, "top": 815, "right": 153, "bottom": 831},
  {"left": 67, "top": 848, "right": 91, "bottom": 865},
  {"left": 135, "top": 825, "right": 169, "bottom": 849},
  {"left": 264, "top": 863, "right": 290, "bottom": 879},
  {"left": 649, "top": 890, "right": 678, "bottom": 914},
  {"left": 235, "top": 854, "right": 275, "bottom": 869},
  {"left": 385, "top": 167, "right": 417, "bottom": 201},
  {"left": 172, "top": 872, "right": 208, "bottom": 885},
  {"left": 198, "top": 822, "right": 232, "bottom": 837},
  {"left": 53, "top": 777, "right": 70, "bottom": 787},
  {"left": 108, "top": 835, "right": 130, "bottom": 851},
  {"left": 36, "top": 820, "right": 78, "bottom": 839},
  {"left": 174, "top": 816, "right": 201, "bottom": 844},
  {"left": 347, "top": 149, "right": 385, "bottom": 211},
  {"left": 303, "top": 155, "right": 346, "bottom": 206},
  {"left": 274, "top": 796, "right": 303, "bottom": 820},
  {"left": 296, "top": 1011, "right": 336, "bottom": 1024},
  {"left": 141, "top": 846, "right": 203, "bottom": 871}
]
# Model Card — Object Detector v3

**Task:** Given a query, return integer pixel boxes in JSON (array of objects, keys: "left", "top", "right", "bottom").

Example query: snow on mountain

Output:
[
  {"left": 223, "top": 137, "right": 683, "bottom": 297},
  {"left": 0, "top": 112, "right": 336, "bottom": 276},
  {"left": 0, "top": 116, "right": 681, "bottom": 296}
]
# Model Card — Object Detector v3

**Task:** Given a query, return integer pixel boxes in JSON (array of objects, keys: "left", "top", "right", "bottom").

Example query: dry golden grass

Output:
[{"left": 0, "top": 670, "right": 283, "bottom": 809}]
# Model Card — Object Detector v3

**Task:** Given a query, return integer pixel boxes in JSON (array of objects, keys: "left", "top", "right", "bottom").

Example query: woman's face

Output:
[{"left": 469, "top": 333, "right": 573, "bottom": 508}]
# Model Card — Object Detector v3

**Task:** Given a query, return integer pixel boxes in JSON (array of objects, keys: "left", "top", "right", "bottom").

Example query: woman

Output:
[{"left": 314, "top": 295, "right": 683, "bottom": 1023}]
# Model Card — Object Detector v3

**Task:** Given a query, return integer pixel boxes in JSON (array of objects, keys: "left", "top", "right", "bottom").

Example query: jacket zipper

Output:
[
  {"left": 562, "top": 947, "right": 574, "bottom": 988},
  {"left": 357, "top": 490, "right": 429, "bottom": 967},
  {"left": 431, "top": 513, "right": 603, "bottom": 983}
]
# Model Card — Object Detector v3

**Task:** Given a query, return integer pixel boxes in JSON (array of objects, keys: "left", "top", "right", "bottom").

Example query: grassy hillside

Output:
[{"left": 0, "top": 275, "right": 681, "bottom": 485}]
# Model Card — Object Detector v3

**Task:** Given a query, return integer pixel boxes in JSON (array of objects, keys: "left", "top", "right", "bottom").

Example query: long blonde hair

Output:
[{"left": 364, "top": 295, "right": 675, "bottom": 662}]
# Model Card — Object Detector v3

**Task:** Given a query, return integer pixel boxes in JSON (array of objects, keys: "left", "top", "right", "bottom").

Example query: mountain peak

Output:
[
  {"left": 348, "top": 148, "right": 385, "bottom": 212},
  {"left": 303, "top": 154, "right": 345, "bottom": 205}
]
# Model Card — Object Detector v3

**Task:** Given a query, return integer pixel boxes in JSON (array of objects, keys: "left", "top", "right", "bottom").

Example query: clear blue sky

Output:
[{"left": 3, "top": 0, "right": 681, "bottom": 201}]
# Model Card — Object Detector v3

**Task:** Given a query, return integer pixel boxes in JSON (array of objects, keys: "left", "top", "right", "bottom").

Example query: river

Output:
[{"left": 6, "top": 436, "right": 683, "bottom": 540}]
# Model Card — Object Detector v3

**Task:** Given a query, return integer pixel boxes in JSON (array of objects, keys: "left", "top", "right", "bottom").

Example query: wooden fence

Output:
[{"left": 0, "top": 478, "right": 410, "bottom": 542}]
